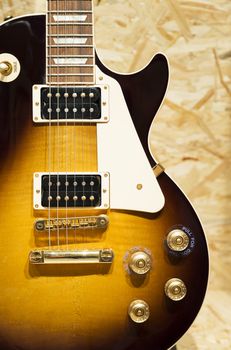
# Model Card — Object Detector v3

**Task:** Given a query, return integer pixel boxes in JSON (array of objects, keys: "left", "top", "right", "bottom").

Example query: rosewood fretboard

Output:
[{"left": 47, "top": 0, "right": 94, "bottom": 85}]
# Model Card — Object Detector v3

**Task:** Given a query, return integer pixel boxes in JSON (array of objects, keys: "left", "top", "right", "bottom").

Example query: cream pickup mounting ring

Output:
[
  {"left": 33, "top": 85, "right": 109, "bottom": 123},
  {"left": 33, "top": 172, "right": 110, "bottom": 210}
]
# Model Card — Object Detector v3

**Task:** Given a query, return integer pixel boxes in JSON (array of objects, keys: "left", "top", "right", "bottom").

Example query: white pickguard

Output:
[{"left": 96, "top": 67, "right": 165, "bottom": 213}]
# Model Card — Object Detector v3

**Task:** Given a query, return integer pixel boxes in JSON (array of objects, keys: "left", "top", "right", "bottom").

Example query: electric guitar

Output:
[{"left": 0, "top": 1, "right": 208, "bottom": 349}]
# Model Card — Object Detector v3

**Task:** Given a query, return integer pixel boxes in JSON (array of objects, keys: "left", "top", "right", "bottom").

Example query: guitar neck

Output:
[{"left": 46, "top": 0, "right": 95, "bottom": 85}]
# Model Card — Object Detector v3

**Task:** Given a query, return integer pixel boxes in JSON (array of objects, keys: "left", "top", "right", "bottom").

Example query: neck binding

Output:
[{"left": 46, "top": 0, "right": 95, "bottom": 85}]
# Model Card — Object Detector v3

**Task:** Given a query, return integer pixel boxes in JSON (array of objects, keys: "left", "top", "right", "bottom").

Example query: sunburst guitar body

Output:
[{"left": 0, "top": 3, "right": 208, "bottom": 350}]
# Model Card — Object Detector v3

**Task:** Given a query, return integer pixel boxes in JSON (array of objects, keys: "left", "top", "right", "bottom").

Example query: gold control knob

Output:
[
  {"left": 165, "top": 278, "right": 187, "bottom": 301},
  {"left": 0, "top": 62, "right": 12, "bottom": 76},
  {"left": 129, "top": 251, "right": 151, "bottom": 275},
  {"left": 167, "top": 229, "right": 189, "bottom": 252},
  {"left": 0, "top": 53, "right": 21, "bottom": 82},
  {"left": 128, "top": 300, "right": 150, "bottom": 323}
]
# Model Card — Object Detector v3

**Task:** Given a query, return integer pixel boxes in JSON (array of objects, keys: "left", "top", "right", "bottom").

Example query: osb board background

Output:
[{"left": 0, "top": 0, "right": 230, "bottom": 349}]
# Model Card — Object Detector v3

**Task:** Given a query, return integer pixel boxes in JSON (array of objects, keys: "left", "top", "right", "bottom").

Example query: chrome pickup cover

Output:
[
  {"left": 33, "top": 85, "right": 109, "bottom": 123},
  {"left": 33, "top": 172, "right": 110, "bottom": 210},
  {"left": 35, "top": 215, "right": 109, "bottom": 231}
]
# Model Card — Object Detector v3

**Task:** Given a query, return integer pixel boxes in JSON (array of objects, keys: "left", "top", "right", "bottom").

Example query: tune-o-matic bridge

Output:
[
  {"left": 33, "top": 172, "right": 110, "bottom": 210},
  {"left": 32, "top": 85, "right": 109, "bottom": 123}
]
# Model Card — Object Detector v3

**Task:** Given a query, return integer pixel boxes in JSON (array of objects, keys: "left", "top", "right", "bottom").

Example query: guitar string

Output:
[
  {"left": 74, "top": 0, "right": 84, "bottom": 244},
  {"left": 73, "top": 1, "right": 77, "bottom": 246},
  {"left": 67, "top": 0, "right": 78, "bottom": 247},
  {"left": 90, "top": 0, "right": 94, "bottom": 222},
  {"left": 56, "top": 0, "right": 60, "bottom": 249},
  {"left": 72, "top": 0, "right": 78, "bottom": 246},
  {"left": 83, "top": 0, "right": 94, "bottom": 225},
  {"left": 71, "top": 0, "right": 78, "bottom": 247},
  {"left": 80, "top": 0, "right": 86, "bottom": 231},
  {"left": 83, "top": 0, "right": 94, "bottom": 231},
  {"left": 47, "top": 0, "right": 52, "bottom": 249},
  {"left": 64, "top": 0, "right": 69, "bottom": 249}
]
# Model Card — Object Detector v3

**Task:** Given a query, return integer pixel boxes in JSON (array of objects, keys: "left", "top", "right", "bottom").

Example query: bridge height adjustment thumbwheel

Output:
[{"left": 128, "top": 251, "right": 151, "bottom": 275}]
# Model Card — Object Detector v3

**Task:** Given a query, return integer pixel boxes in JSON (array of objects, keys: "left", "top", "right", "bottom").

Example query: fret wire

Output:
[
  {"left": 47, "top": 10, "right": 93, "bottom": 13},
  {"left": 47, "top": 73, "right": 94, "bottom": 76},
  {"left": 48, "top": 55, "right": 94, "bottom": 57},
  {"left": 47, "top": 0, "right": 95, "bottom": 84},
  {"left": 48, "top": 64, "right": 94, "bottom": 67},
  {"left": 48, "top": 45, "right": 93, "bottom": 48},
  {"left": 47, "top": 34, "right": 93, "bottom": 37},
  {"left": 47, "top": 23, "right": 93, "bottom": 26},
  {"left": 47, "top": 80, "right": 95, "bottom": 83}
]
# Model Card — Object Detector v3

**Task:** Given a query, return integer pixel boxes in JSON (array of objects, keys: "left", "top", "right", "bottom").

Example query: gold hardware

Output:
[
  {"left": 35, "top": 215, "right": 109, "bottom": 232},
  {"left": 153, "top": 163, "right": 165, "bottom": 178},
  {"left": 165, "top": 278, "right": 187, "bottom": 301},
  {"left": 128, "top": 300, "right": 150, "bottom": 323},
  {"left": 167, "top": 229, "right": 189, "bottom": 252},
  {"left": 0, "top": 62, "right": 12, "bottom": 76},
  {"left": 0, "top": 53, "right": 20, "bottom": 82},
  {"left": 100, "top": 249, "right": 114, "bottom": 262},
  {"left": 29, "top": 249, "right": 114, "bottom": 265},
  {"left": 136, "top": 184, "right": 143, "bottom": 190},
  {"left": 29, "top": 251, "right": 43, "bottom": 264},
  {"left": 129, "top": 251, "right": 151, "bottom": 275},
  {"left": 4, "top": 15, "right": 13, "bottom": 21}
]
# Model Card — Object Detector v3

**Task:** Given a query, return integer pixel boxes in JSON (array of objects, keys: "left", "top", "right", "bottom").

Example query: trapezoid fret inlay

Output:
[{"left": 47, "top": 0, "right": 95, "bottom": 85}]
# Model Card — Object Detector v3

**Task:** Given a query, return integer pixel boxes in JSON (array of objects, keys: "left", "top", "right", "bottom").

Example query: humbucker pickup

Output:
[
  {"left": 32, "top": 85, "right": 109, "bottom": 123},
  {"left": 33, "top": 172, "right": 110, "bottom": 210}
]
